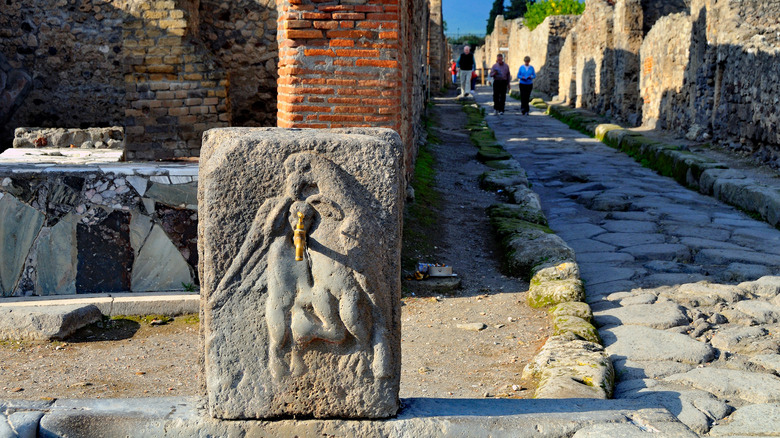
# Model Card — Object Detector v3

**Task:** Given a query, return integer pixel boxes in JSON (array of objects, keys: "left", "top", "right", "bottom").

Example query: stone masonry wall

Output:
[
  {"left": 557, "top": 30, "right": 577, "bottom": 104},
  {"left": 427, "top": 0, "right": 448, "bottom": 90},
  {"left": 0, "top": 1, "right": 128, "bottom": 150},
  {"left": 505, "top": 15, "right": 578, "bottom": 96},
  {"left": 123, "top": 0, "right": 229, "bottom": 160}
]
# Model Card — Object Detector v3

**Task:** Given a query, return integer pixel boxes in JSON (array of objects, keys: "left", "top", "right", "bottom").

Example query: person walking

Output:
[
  {"left": 489, "top": 54, "right": 510, "bottom": 115},
  {"left": 450, "top": 59, "right": 458, "bottom": 85},
  {"left": 516, "top": 56, "right": 536, "bottom": 115},
  {"left": 456, "top": 46, "right": 475, "bottom": 98}
]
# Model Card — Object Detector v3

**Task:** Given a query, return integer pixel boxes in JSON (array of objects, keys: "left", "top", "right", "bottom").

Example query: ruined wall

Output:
[
  {"left": 0, "top": 0, "right": 278, "bottom": 159},
  {"left": 0, "top": 1, "right": 128, "bottom": 150},
  {"left": 427, "top": 0, "right": 448, "bottom": 90},
  {"left": 572, "top": 0, "right": 615, "bottom": 113},
  {"left": 505, "top": 15, "right": 578, "bottom": 96},
  {"left": 611, "top": 0, "right": 643, "bottom": 124},
  {"left": 639, "top": 13, "right": 692, "bottom": 129},
  {"left": 557, "top": 30, "right": 577, "bottom": 104}
]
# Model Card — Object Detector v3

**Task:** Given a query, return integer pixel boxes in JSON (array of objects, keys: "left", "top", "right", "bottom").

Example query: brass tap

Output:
[{"left": 293, "top": 211, "right": 306, "bottom": 261}]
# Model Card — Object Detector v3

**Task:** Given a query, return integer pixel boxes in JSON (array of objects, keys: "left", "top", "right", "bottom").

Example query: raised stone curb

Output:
[
  {"left": 543, "top": 102, "right": 780, "bottom": 228},
  {"left": 6, "top": 396, "right": 697, "bottom": 437},
  {"left": 0, "top": 293, "right": 199, "bottom": 340},
  {"left": 469, "top": 103, "right": 614, "bottom": 400}
]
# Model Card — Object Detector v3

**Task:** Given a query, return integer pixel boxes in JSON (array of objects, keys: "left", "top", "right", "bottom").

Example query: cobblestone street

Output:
[{"left": 473, "top": 86, "right": 780, "bottom": 436}]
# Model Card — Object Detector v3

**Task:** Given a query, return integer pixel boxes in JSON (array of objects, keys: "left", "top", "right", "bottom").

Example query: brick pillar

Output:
[{"left": 275, "top": 0, "right": 401, "bottom": 131}]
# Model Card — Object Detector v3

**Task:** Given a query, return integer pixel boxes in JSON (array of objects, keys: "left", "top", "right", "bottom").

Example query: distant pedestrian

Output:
[
  {"left": 456, "top": 46, "right": 475, "bottom": 97},
  {"left": 489, "top": 54, "right": 510, "bottom": 115},
  {"left": 516, "top": 56, "right": 536, "bottom": 115},
  {"left": 450, "top": 59, "right": 458, "bottom": 85}
]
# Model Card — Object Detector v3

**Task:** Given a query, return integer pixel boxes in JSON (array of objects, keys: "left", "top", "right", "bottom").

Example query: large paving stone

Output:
[
  {"left": 593, "top": 232, "right": 665, "bottom": 247},
  {"left": 0, "top": 194, "right": 44, "bottom": 295},
  {"left": 614, "top": 380, "right": 731, "bottom": 435},
  {"left": 601, "top": 220, "right": 657, "bottom": 234},
  {"left": 738, "top": 276, "right": 780, "bottom": 299},
  {"left": 199, "top": 128, "right": 403, "bottom": 419},
  {"left": 575, "top": 251, "right": 635, "bottom": 263},
  {"left": 710, "top": 326, "right": 778, "bottom": 355},
  {"left": 578, "top": 264, "right": 637, "bottom": 286},
  {"left": 659, "top": 282, "right": 745, "bottom": 307},
  {"left": 665, "top": 368, "right": 780, "bottom": 404},
  {"left": 566, "top": 238, "right": 616, "bottom": 253},
  {"left": 708, "top": 403, "right": 780, "bottom": 437},
  {"left": 555, "top": 223, "right": 606, "bottom": 240},
  {"left": 619, "top": 243, "right": 690, "bottom": 262},
  {"left": 601, "top": 326, "right": 715, "bottom": 365},
  {"left": 594, "top": 301, "right": 689, "bottom": 330},
  {"left": 0, "top": 304, "right": 102, "bottom": 340},
  {"left": 733, "top": 300, "right": 780, "bottom": 324},
  {"left": 695, "top": 248, "right": 780, "bottom": 266},
  {"left": 612, "top": 359, "right": 693, "bottom": 381}
]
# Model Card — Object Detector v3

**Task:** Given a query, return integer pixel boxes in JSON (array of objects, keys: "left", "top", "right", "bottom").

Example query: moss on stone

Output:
[
  {"left": 470, "top": 129, "right": 496, "bottom": 146},
  {"left": 553, "top": 315, "right": 600, "bottom": 343},
  {"left": 487, "top": 202, "right": 547, "bottom": 226},
  {"left": 484, "top": 159, "right": 522, "bottom": 170},
  {"left": 528, "top": 278, "right": 585, "bottom": 308},
  {"left": 477, "top": 146, "right": 512, "bottom": 162},
  {"left": 479, "top": 169, "right": 528, "bottom": 191},
  {"left": 550, "top": 301, "right": 593, "bottom": 321}
]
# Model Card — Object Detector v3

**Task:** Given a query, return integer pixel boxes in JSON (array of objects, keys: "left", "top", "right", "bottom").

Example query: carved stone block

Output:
[{"left": 199, "top": 128, "right": 403, "bottom": 419}]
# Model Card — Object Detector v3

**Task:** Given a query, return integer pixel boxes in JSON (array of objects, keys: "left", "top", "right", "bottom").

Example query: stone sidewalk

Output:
[{"left": 472, "top": 86, "right": 780, "bottom": 436}]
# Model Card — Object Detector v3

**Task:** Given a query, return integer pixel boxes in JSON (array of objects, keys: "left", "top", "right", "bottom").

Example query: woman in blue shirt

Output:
[{"left": 516, "top": 56, "right": 536, "bottom": 116}]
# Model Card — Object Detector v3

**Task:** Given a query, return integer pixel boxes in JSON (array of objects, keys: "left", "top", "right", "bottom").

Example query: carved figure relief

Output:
[{"left": 216, "top": 152, "right": 392, "bottom": 381}]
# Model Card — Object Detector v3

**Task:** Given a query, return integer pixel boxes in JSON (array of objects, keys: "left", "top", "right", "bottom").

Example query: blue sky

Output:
[{"left": 442, "top": 0, "right": 495, "bottom": 37}]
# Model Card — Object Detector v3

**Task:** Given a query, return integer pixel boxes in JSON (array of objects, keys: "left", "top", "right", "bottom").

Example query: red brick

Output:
[
  {"left": 283, "top": 29, "right": 324, "bottom": 39},
  {"left": 380, "top": 21, "right": 399, "bottom": 29},
  {"left": 326, "top": 79, "right": 358, "bottom": 86},
  {"left": 338, "top": 88, "right": 382, "bottom": 96},
  {"left": 378, "top": 107, "right": 399, "bottom": 114},
  {"left": 313, "top": 21, "right": 339, "bottom": 30},
  {"left": 301, "top": 78, "right": 327, "bottom": 85},
  {"left": 293, "top": 87, "right": 336, "bottom": 95},
  {"left": 356, "top": 80, "right": 385, "bottom": 87},
  {"left": 333, "top": 59, "right": 354, "bottom": 66},
  {"left": 288, "top": 4, "right": 315, "bottom": 11},
  {"left": 304, "top": 48, "right": 335, "bottom": 56},
  {"left": 356, "top": 59, "right": 398, "bottom": 68},
  {"left": 301, "top": 12, "right": 331, "bottom": 19},
  {"left": 330, "top": 39, "right": 355, "bottom": 47},
  {"left": 278, "top": 94, "right": 305, "bottom": 103},
  {"left": 319, "top": 5, "right": 354, "bottom": 12},
  {"left": 328, "top": 97, "right": 362, "bottom": 104},
  {"left": 335, "top": 49, "right": 380, "bottom": 58},
  {"left": 309, "top": 96, "right": 326, "bottom": 103},
  {"left": 357, "top": 21, "right": 381, "bottom": 29},
  {"left": 340, "top": 21, "right": 355, "bottom": 29},
  {"left": 283, "top": 20, "right": 312, "bottom": 29},
  {"left": 366, "top": 13, "right": 398, "bottom": 20},
  {"left": 378, "top": 31, "right": 398, "bottom": 39},
  {"left": 318, "top": 114, "right": 364, "bottom": 122},
  {"left": 334, "top": 106, "right": 375, "bottom": 113},
  {"left": 326, "top": 30, "right": 374, "bottom": 39},
  {"left": 278, "top": 103, "right": 332, "bottom": 113},
  {"left": 332, "top": 12, "right": 365, "bottom": 20},
  {"left": 355, "top": 5, "right": 383, "bottom": 12},
  {"left": 360, "top": 98, "right": 396, "bottom": 106},
  {"left": 278, "top": 12, "right": 301, "bottom": 21},
  {"left": 365, "top": 116, "right": 394, "bottom": 122}
]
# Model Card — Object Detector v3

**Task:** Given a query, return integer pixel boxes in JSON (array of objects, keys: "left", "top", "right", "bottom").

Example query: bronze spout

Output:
[{"left": 293, "top": 211, "right": 306, "bottom": 261}]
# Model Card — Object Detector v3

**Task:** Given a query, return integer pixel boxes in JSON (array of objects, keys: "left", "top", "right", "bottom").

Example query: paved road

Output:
[{"left": 472, "top": 86, "right": 780, "bottom": 436}]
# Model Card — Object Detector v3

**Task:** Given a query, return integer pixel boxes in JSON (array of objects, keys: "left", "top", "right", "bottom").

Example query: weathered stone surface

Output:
[
  {"left": 0, "top": 304, "right": 102, "bottom": 340},
  {"left": 601, "top": 325, "right": 715, "bottom": 365},
  {"left": 593, "top": 301, "right": 689, "bottom": 330},
  {"left": 531, "top": 261, "right": 580, "bottom": 284},
  {"left": 487, "top": 202, "right": 547, "bottom": 227},
  {"left": 144, "top": 182, "right": 198, "bottom": 209},
  {"left": 550, "top": 301, "right": 592, "bottom": 321},
  {"left": 738, "top": 275, "right": 780, "bottom": 299},
  {"left": 665, "top": 368, "right": 780, "bottom": 404},
  {"left": 660, "top": 282, "right": 745, "bottom": 307},
  {"left": 612, "top": 359, "right": 693, "bottom": 381},
  {"left": 131, "top": 225, "right": 192, "bottom": 292},
  {"left": 505, "top": 231, "right": 575, "bottom": 280},
  {"left": 528, "top": 278, "right": 585, "bottom": 308},
  {"left": 523, "top": 335, "right": 614, "bottom": 399},
  {"left": 710, "top": 326, "right": 778, "bottom": 355},
  {"left": 733, "top": 300, "right": 780, "bottom": 324},
  {"left": 199, "top": 128, "right": 403, "bottom": 419},
  {"left": 553, "top": 315, "right": 600, "bottom": 343},
  {"left": 708, "top": 403, "right": 780, "bottom": 437},
  {"left": 0, "top": 193, "right": 44, "bottom": 295},
  {"left": 479, "top": 169, "right": 528, "bottom": 191}
]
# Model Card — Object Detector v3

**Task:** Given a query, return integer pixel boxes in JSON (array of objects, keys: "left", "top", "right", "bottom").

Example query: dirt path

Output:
[{"left": 0, "top": 88, "right": 551, "bottom": 401}]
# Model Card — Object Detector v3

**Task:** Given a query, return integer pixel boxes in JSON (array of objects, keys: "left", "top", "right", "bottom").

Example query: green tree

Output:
[
  {"left": 486, "top": 0, "right": 505, "bottom": 35},
  {"left": 449, "top": 34, "right": 486, "bottom": 47},
  {"left": 524, "top": 0, "right": 585, "bottom": 31},
  {"left": 505, "top": 0, "right": 533, "bottom": 20}
]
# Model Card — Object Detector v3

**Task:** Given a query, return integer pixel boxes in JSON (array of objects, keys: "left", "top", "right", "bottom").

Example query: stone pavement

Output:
[{"left": 472, "top": 85, "right": 780, "bottom": 436}]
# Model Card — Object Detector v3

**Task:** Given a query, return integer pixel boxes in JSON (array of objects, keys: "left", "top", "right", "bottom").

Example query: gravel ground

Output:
[{"left": 0, "top": 87, "right": 551, "bottom": 401}]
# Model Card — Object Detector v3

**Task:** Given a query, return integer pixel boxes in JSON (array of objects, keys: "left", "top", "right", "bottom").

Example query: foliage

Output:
[
  {"left": 505, "top": 0, "right": 533, "bottom": 20},
  {"left": 486, "top": 0, "right": 505, "bottom": 35},
  {"left": 449, "top": 34, "right": 485, "bottom": 47},
  {"left": 524, "top": 0, "right": 585, "bottom": 31}
]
